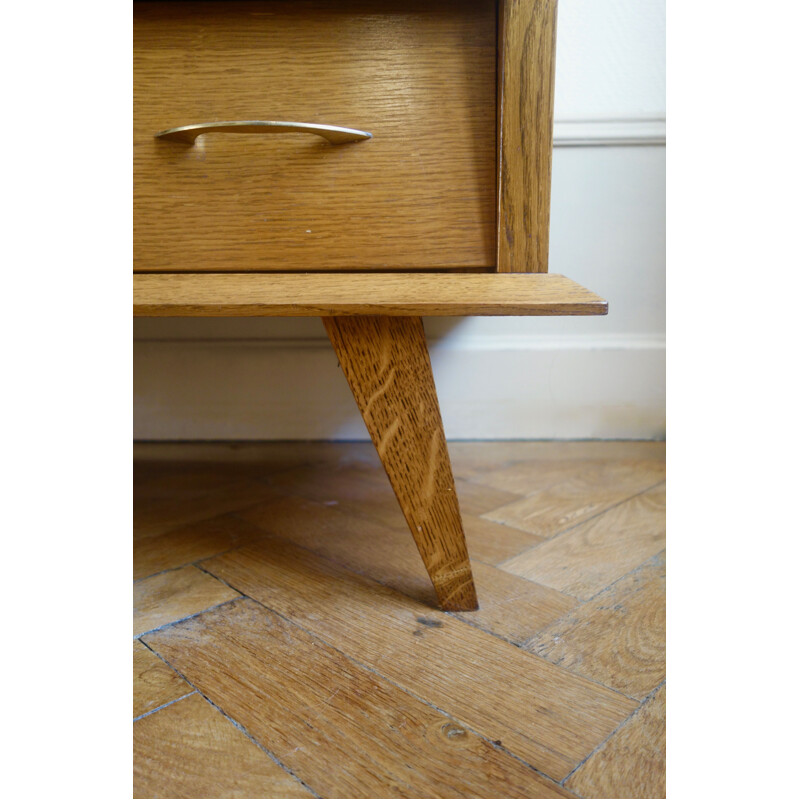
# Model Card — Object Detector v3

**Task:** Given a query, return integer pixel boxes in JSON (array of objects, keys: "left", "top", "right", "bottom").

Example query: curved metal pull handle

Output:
[{"left": 155, "top": 120, "right": 372, "bottom": 145}]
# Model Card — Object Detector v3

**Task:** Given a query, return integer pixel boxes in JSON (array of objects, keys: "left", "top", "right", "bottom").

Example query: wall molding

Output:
[{"left": 554, "top": 117, "right": 665, "bottom": 147}]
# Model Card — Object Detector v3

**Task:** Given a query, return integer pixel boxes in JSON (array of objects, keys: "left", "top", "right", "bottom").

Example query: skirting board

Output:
[
  {"left": 553, "top": 118, "right": 666, "bottom": 147},
  {"left": 133, "top": 337, "right": 665, "bottom": 440}
]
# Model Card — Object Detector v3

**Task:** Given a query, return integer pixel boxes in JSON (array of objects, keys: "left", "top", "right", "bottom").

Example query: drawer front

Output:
[{"left": 134, "top": 0, "right": 497, "bottom": 272}]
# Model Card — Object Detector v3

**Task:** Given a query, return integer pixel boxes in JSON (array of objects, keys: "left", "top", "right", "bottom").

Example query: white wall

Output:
[{"left": 134, "top": 0, "right": 665, "bottom": 441}]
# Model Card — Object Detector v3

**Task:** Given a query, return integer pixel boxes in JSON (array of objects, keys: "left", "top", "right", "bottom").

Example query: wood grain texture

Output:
[
  {"left": 134, "top": 692, "right": 313, "bottom": 799},
  {"left": 133, "top": 640, "right": 192, "bottom": 718},
  {"left": 499, "top": 485, "right": 666, "bottom": 600},
  {"left": 133, "top": 513, "right": 270, "bottom": 581},
  {"left": 133, "top": 565, "right": 241, "bottom": 637},
  {"left": 324, "top": 315, "right": 478, "bottom": 611},
  {"left": 525, "top": 552, "right": 666, "bottom": 699},
  {"left": 458, "top": 453, "right": 623, "bottom": 495},
  {"left": 133, "top": 272, "right": 608, "bottom": 316},
  {"left": 462, "top": 514, "right": 545, "bottom": 565},
  {"left": 257, "top": 460, "right": 528, "bottom": 555},
  {"left": 565, "top": 684, "right": 666, "bottom": 799},
  {"left": 450, "top": 441, "right": 667, "bottom": 482},
  {"left": 134, "top": 440, "right": 382, "bottom": 474},
  {"left": 247, "top": 466, "right": 543, "bottom": 564},
  {"left": 132, "top": 442, "right": 665, "bottom": 796},
  {"left": 483, "top": 458, "right": 666, "bottom": 538},
  {"left": 266, "top": 460, "right": 543, "bottom": 565},
  {"left": 134, "top": 0, "right": 496, "bottom": 272},
  {"left": 497, "top": 0, "right": 558, "bottom": 272},
  {"left": 145, "top": 599, "right": 572, "bottom": 799},
  {"left": 134, "top": 473, "right": 272, "bottom": 540},
  {"left": 201, "top": 538, "right": 638, "bottom": 781},
  {"left": 263, "top": 459, "right": 522, "bottom": 519},
  {"left": 236, "top": 493, "right": 575, "bottom": 643},
  {"left": 238, "top": 494, "right": 440, "bottom": 606}
]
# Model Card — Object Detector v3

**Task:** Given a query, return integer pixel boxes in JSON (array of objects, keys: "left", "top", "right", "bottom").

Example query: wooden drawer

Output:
[{"left": 134, "top": 0, "right": 497, "bottom": 272}]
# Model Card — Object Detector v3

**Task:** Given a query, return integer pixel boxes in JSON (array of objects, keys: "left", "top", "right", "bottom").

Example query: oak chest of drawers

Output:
[{"left": 134, "top": 0, "right": 607, "bottom": 610}]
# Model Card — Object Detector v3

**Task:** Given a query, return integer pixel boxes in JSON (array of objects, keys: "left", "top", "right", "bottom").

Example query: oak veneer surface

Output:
[
  {"left": 498, "top": 0, "right": 557, "bottom": 273},
  {"left": 134, "top": 0, "right": 497, "bottom": 272},
  {"left": 133, "top": 272, "right": 608, "bottom": 315},
  {"left": 324, "top": 315, "right": 478, "bottom": 610}
]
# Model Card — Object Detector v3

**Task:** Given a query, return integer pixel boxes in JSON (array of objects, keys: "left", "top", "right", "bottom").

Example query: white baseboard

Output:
[
  {"left": 554, "top": 118, "right": 666, "bottom": 147},
  {"left": 134, "top": 336, "right": 665, "bottom": 441}
]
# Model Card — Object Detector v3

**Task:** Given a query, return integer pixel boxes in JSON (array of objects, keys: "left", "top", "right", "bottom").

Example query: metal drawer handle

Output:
[{"left": 155, "top": 120, "right": 372, "bottom": 145}]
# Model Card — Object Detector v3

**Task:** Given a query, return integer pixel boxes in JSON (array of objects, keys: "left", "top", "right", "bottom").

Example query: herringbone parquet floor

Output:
[{"left": 134, "top": 441, "right": 666, "bottom": 798}]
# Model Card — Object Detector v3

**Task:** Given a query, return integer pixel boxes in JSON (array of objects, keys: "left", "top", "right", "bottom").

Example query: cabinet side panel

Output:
[{"left": 497, "top": 0, "right": 557, "bottom": 273}]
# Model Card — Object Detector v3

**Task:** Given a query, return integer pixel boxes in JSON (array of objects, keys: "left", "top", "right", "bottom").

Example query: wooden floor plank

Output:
[
  {"left": 134, "top": 456, "right": 276, "bottom": 491},
  {"left": 462, "top": 563, "right": 579, "bottom": 644},
  {"left": 499, "top": 485, "right": 666, "bottom": 600},
  {"left": 462, "top": 514, "right": 545, "bottom": 565},
  {"left": 133, "top": 440, "right": 381, "bottom": 470},
  {"left": 134, "top": 692, "right": 313, "bottom": 799},
  {"left": 238, "top": 493, "right": 576, "bottom": 643},
  {"left": 133, "top": 513, "right": 271, "bottom": 581},
  {"left": 260, "top": 464, "right": 536, "bottom": 564},
  {"left": 484, "top": 460, "right": 666, "bottom": 538},
  {"left": 133, "top": 442, "right": 382, "bottom": 499},
  {"left": 134, "top": 565, "right": 241, "bottom": 638},
  {"left": 133, "top": 441, "right": 665, "bottom": 798},
  {"left": 266, "top": 462, "right": 521, "bottom": 518},
  {"left": 200, "top": 538, "right": 638, "bottom": 781},
  {"left": 135, "top": 476, "right": 275, "bottom": 540},
  {"left": 455, "top": 479, "right": 525, "bottom": 516},
  {"left": 449, "top": 442, "right": 666, "bottom": 483},
  {"left": 237, "top": 494, "right": 438, "bottom": 606},
  {"left": 133, "top": 640, "right": 192, "bottom": 718},
  {"left": 145, "top": 599, "right": 572, "bottom": 799},
  {"left": 525, "top": 553, "right": 666, "bottom": 699},
  {"left": 565, "top": 684, "right": 666, "bottom": 799}
]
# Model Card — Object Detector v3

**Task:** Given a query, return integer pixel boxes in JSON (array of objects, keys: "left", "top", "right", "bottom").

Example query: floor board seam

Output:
[
  {"left": 559, "top": 679, "right": 666, "bottom": 789},
  {"left": 568, "top": 547, "right": 666, "bottom": 608},
  {"left": 133, "top": 562, "right": 198, "bottom": 584},
  {"left": 133, "top": 690, "right": 197, "bottom": 723},
  {"left": 139, "top": 637, "right": 323, "bottom": 799},
  {"left": 135, "top": 539, "right": 269, "bottom": 584},
  {"left": 493, "top": 479, "right": 667, "bottom": 568},
  {"left": 135, "top": 443, "right": 665, "bottom": 797},
  {"left": 194, "top": 566, "right": 597, "bottom": 789},
  {"left": 134, "top": 596, "right": 242, "bottom": 640},
  {"left": 193, "top": 534, "right": 640, "bottom": 707},
  {"left": 209, "top": 518, "right": 554, "bottom": 652},
  {"left": 518, "top": 549, "right": 667, "bottom": 681},
  {"left": 229, "top": 481, "right": 536, "bottom": 572}
]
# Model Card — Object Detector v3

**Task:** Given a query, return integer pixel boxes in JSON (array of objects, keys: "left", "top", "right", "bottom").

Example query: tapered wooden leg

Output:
[{"left": 323, "top": 315, "right": 479, "bottom": 611}]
